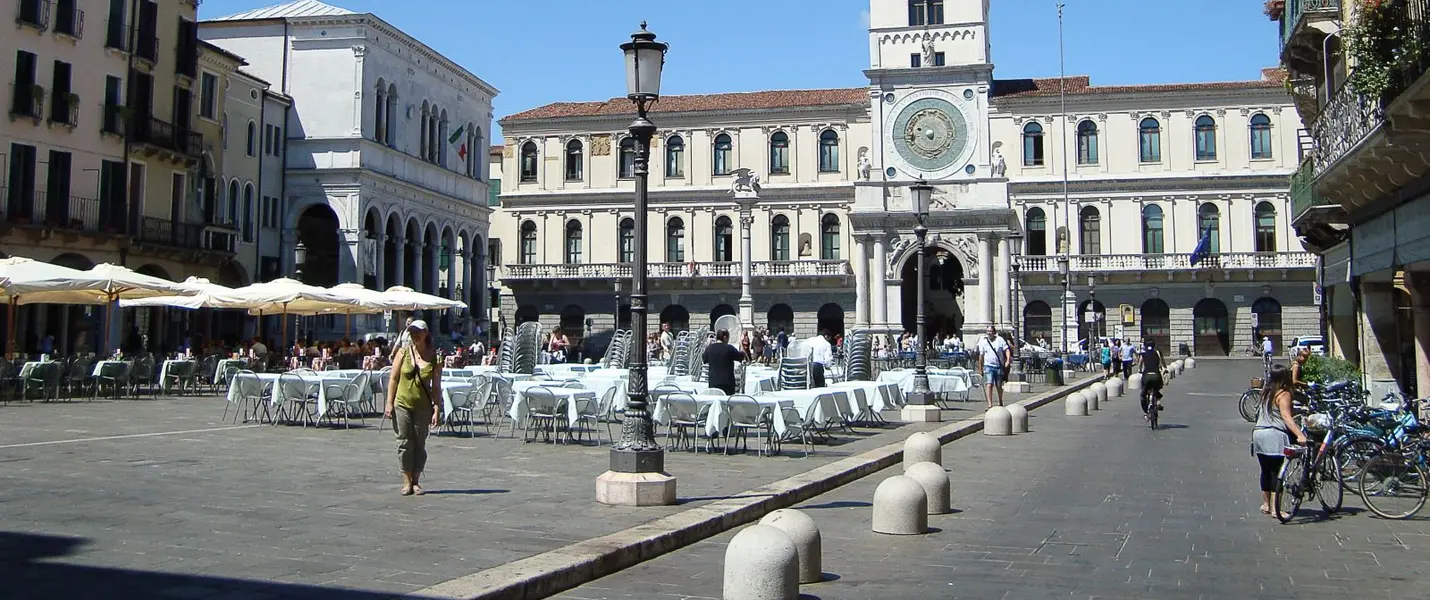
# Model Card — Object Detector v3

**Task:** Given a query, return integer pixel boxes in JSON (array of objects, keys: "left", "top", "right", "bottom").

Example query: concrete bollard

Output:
[
  {"left": 1106, "top": 376, "right": 1124, "bottom": 397},
  {"left": 1092, "top": 382, "right": 1108, "bottom": 406},
  {"left": 1172, "top": 360, "right": 1184, "bottom": 375},
  {"left": 724, "top": 524, "right": 799, "bottom": 600},
  {"left": 903, "top": 432, "right": 942, "bottom": 471},
  {"left": 984, "top": 405, "right": 1013, "bottom": 436},
  {"left": 1185, "top": 357, "right": 1197, "bottom": 369},
  {"left": 872, "top": 475, "right": 928, "bottom": 535},
  {"left": 1005, "top": 403, "right": 1029, "bottom": 433},
  {"left": 1064, "top": 391, "right": 1089, "bottom": 416},
  {"left": 1128, "top": 373, "right": 1143, "bottom": 391},
  {"left": 759, "top": 509, "right": 822, "bottom": 585},
  {"left": 904, "top": 462, "right": 952, "bottom": 515},
  {"left": 1083, "top": 389, "right": 1099, "bottom": 411}
]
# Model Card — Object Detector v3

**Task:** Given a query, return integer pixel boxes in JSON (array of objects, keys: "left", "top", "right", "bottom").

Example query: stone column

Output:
[
  {"left": 1359, "top": 282, "right": 1398, "bottom": 386},
  {"left": 737, "top": 197, "right": 757, "bottom": 334},
  {"left": 408, "top": 238, "right": 421, "bottom": 290},
  {"left": 392, "top": 236, "right": 406, "bottom": 290},
  {"left": 430, "top": 240, "right": 440, "bottom": 295},
  {"left": 1407, "top": 273, "right": 1430, "bottom": 396},
  {"left": 374, "top": 233, "right": 386, "bottom": 290},
  {"left": 339, "top": 229, "right": 361, "bottom": 284},
  {"left": 995, "top": 234, "right": 1010, "bottom": 328},
  {"left": 980, "top": 233, "right": 995, "bottom": 328},
  {"left": 853, "top": 236, "right": 869, "bottom": 327},
  {"left": 872, "top": 236, "right": 887, "bottom": 329}
]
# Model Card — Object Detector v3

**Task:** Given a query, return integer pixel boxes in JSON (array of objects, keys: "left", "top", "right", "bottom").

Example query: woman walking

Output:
[
  {"left": 385, "top": 319, "right": 442, "bottom": 496},
  {"left": 1251, "top": 364, "right": 1308, "bottom": 517}
]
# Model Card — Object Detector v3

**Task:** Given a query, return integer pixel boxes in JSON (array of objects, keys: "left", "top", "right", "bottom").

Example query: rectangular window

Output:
[
  {"left": 909, "top": 53, "right": 922, "bottom": 68},
  {"left": 17, "top": 0, "right": 48, "bottom": 28},
  {"left": 6, "top": 144, "right": 39, "bottom": 222},
  {"left": 11, "top": 51, "right": 40, "bottom": 118},
  {"left": 172, "top": 86, "right": 191, "bottom": 132},
  {"left": 98, "top": 160, "right": 126, "bottom": 232},
  {"left": 50, "top": 60, "right": 74, "bottom": 125},
  {"left": 488, "top": 179, "right": 500, "bottom": 207},
  {"left": 102, "top": 75, "right": 122, "bottom": 134},
  {"left": 242, "top": 194, "right": 253, "bottom": 242},
  {"left": 199, "top": 72, "right": 217, "bottom": 119},
  {"left": 135, "top": 0, "right": 158, "bottom": 62},
  {"left": 104, "top": 0, "right": 126, "bottom": 50},
  {"left": 175, "top": 18, "right": 197, "bottom": 77},
  {"left": 273, "top": 126, "right": 282, "bottom": 156},
  {"left": 55, "top": 0, "right": 81, "bottom": 37},
  {"left": 45, "top": 150, "right": 73, "bottom": 224},
  {"left": 933, "top": 52, "right": 946, "bottom": 67},
  {"left": 264, "top": 124, "right": 274, "bottom": 155}
]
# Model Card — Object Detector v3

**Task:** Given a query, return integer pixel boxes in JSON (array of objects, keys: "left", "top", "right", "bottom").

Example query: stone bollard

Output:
[
  {"left": 1106, "top": 376, "right": 1124, "bottom": 397},
  {"left": 1065, "top": 391, "right": 1089, "bottom": 416},
  {"left": 872, "top": 475, "right": 928, "bottom": 535},
  {"left": 1185, "top": 356, "right": 1197, "bottom": 369},
  {"left": 1005, "top": 403, "right": 1029, "bottom": 433},
  {"left": 1172, "top": 360, "right": 1184, "bottom": 375},
  {"left": 1092, "top": 382, "right": 1108, "bottom": 406},
  {"left": 1128, "top": 373, "right": 1143, "bottom": 391},
  {"left": 759, "top": 509, "right": 822, "bottom": 585},
  {"left": 984, "top": 405, "right": 1013, "bottom": 436},
  {"left": 904, "top": 462, "right": 952, "bottom": 515},
  {"left": 1082, "top": 389, "right": 1099, "bottom": 411},
  {"left": 903, "top": 432, "right": 942, "bottom": 471},
  {"left": 724, "top": 525, "right": 799, "bottom": 600}
]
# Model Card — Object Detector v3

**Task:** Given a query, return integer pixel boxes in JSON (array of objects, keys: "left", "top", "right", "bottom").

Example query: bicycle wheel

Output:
[
  {"left": 1149, "top": 397, "right": 1158, "bottom": 430},
  {"left": 1238, "top": 389, "right": 1259, "bottom": 423},
  {"left": 1357, "top": 453, "right": 1430, "bottom": 519},
  {"left": 1334, "top": 437, "right": 1385, "bottom": 485},
  {"left": 1275, "top": 452, "right": 1306, "bottom": 523},
  {"left": 1317, "top": 454, "right": 1343, "bottom": 515}
]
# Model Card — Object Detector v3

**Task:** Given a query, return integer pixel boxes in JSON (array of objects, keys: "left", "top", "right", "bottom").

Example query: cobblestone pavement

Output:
[
  {"left": 0, "top": 377, "right": 1070, "bottom": 600},
  {"left": 553, "top": 360, "right": 1430, "bottom": 600}
]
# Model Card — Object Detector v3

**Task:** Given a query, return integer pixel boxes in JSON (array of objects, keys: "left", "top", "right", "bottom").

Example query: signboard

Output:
[
  {"left": 1313, "top": 284, "right": 1323, "bottom": 306},
  {"left": 1250, "top": 312, "right": 1260, "bottom": 327},
  {"left": 1233, "top": 294, "right": 1246, "bottom": 303},
  {"left": 1119, "top": 304, "right": 1136, "bottom": 325},
  {"left": 1085, "top": 312, "right": 1100, "bottom": 323}
]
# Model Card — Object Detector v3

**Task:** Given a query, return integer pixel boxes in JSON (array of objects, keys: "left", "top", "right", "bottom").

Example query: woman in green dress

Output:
[{"left": 385, "top": 319, "right": 442, "bottom": 496}]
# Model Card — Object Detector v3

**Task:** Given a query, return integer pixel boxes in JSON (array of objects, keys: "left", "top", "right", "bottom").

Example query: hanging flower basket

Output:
[{"left": 1264, "top": 0, "right": 1286, "bottom": 20}]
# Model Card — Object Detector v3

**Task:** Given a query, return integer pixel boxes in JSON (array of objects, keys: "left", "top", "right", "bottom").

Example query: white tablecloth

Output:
[
  {"left": 760, "top": 389, "right": 846, "bottom": 430},
  {"left": 245, "top": 372, "right": 365, "bottom": 421},
  {"left": 653, "top": 394, "right": 793, "bottom": 437},
  {"left": 159, "top": 360, "right": 198, "bottom": 394},
  {"left": 877, "top": 369, "right": 972, "bottom": 396},
  {"left": 508, "top": 381, "right": 597, "bottom": 428},
  {"left": 90, "top": 360, "right": 128, "bottom": 378},
  {"left": 829, "top": 381, "right": 904, "bottom": 413},
  {"left": 213, "top": 359, "right": 248, "bottom": 382},
  {"left": 536, "top": 364, "right": 601, "bottom": 378}
]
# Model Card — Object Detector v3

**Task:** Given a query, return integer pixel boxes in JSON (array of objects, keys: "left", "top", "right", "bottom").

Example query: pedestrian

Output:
[
  {"left": 1099, "top": 341, "right": 1113, "bottom": 376},
  {"left": 1252, "top": 364, "right": 1308, "bottom": 517},
  {"left": 702, "top": 330, "right": 746, "bottom": 395},
  {"left": 1120, "top": 339, "right": 1135, "bottom": 378},
  {"left": 975, "top": 325, "right": 1011, "bottom": 409},
  {"left": 808, "top": 329, "right": 835, "bottom": 388},
  {"left": 385, "top": 320, "right": 442, "bottom": 496}
]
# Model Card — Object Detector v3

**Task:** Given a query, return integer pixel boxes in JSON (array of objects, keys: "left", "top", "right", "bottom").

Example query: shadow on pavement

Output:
[
  {"left": 801, "top": 500, "right": 872, "bottom": 510},
  {"left": 422, "top": 488, "right": 510, "bottom": 495}
]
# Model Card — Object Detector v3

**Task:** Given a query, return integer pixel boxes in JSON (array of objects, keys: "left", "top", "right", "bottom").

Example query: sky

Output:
[{"left": 202, "top": 0, "right": 1284, "bottom": 143}]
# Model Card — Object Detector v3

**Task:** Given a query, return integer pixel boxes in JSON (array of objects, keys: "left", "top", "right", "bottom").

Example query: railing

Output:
[
  {"left": 15, "top": 0, "right": 50, "bottom": 29},
  {"left": 54, "top": 4, "right": 81, "bottom": 37},
  {"left": 501, "top": 260, "right": 852, "bottom": 280},
  {"left": 10, "top": 84, "right": 43, "bottom": 119},
  {"left": 0, "top": 189, "right": 104, "bottom": 232},
  {"left": 1290, "top": 157, "right": 1334, "bottom": 222},
  {"left": 128, "top": 115, "right": 203, "bottom": 157},
  {"left": 137, "top": 216, "right": 236, "bottom": 253},
  {"left": 1279, "top": 0, "right": 1340, "bottom": 50},
  {"left": 101, "top": 104, "right": 123, "bottom": 135},
  {"left": 49, "top": 95, "right": 78, "bottom": 126},
  {"left": 1018, "top": 252, "right": 1318, "bottom": 273}
]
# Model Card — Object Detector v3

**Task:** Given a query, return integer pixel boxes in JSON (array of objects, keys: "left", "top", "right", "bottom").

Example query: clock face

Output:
[{"left": 889, "top": 96, "right": 972, "bottom": 176}]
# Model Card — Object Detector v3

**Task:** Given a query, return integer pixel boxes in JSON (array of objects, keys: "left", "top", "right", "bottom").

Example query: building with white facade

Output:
[
  {"left": 491, "top": 0, "right": 1318, "bottom": 356},
  {"left": 200, "top": 0, "right": 497, "bottom": 337}
]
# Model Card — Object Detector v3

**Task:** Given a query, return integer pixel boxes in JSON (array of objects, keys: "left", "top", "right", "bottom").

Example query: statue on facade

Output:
[
  {"left": 990, "top": 147, "right": 1006, "bottom": 177},
  {"left": 1057, "top": 226, "right": 1070, "bottom": 254},
  {"left": 921, "top": 33, "right": 937, "bottom": 67},
  {"left": 857, "top": 149, "right": 872, "bottom": 180},
  {"left": 730, "top": 168, "right": 762, "bottom": 196}
]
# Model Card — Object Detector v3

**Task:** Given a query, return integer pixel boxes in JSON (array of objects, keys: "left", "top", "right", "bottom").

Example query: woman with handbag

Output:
[{"left": 385, "top": 319, "right": 442, "bottom": 496}]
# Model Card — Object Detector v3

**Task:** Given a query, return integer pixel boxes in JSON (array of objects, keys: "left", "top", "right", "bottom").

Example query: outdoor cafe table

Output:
[
  {"left": 244, "top": 371, "right": 367, "bottom": 422},
  {"left": 652, "top": 393, "right": 793, "bottom": 438},
  {"left": 829, "top": 380, "right": 904, "bottom": 413},
  {"left": 507, "top": 381, "right": 598, "bottom": 429},
  {"left": 213, "top": 358, "right": 248, "bottom": 384},
  {"left": 876, "top": 368, "right": 972, "bottom": 398},
  {"left": 535, "top": 364, "right": 601, "bottom": 378},
  {"left": 760, "top": 388, "right": 848, "bottom": 431},
  {"left": 158, "top": 359, "right": 198, "bottom": 394},
  {"left": 89, "top": 360, "right": 128, "bottom": 378}
]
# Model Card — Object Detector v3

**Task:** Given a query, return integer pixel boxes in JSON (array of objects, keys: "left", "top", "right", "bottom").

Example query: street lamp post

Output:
[
  {"left": 614, "top": 280, "right": 624, "bottom": 331},
  {"left": 901, "top": 179, "right": 940, "bottom": 422},
  {"left": 293, "top": 241, "right": 307, "bottom": 345},
  {"left": 1057, "top": 253, "right": 1072, "bottom": 355},
  {"left": 1008, "top": 232, "right": 1024, "bottom": 383},
  {"left": 1087, "top": 275, "right": 1098, "bottom": 352},
  {"left": 598, "top": 22, "right": 677, "bottom": 506}
]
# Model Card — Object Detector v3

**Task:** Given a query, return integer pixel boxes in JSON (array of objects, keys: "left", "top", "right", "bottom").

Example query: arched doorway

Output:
[
  {"left": 1140, "top": 298, "right": 1171, "bottom": 353},
  {"left": 900, "top": 249, "right": 964, "bottom": 337},
  {"left": 709, "top": 304, "right": 736, "bottom": 328},
  {"left": 363, "top": 208, "right": 381, "bottom": 291},
  {"left": 296, "top": 204, "right": 340, "bottom": 287},
  {"left": 1077, "top": 299, "right": 1107, "bottom": 349},
  {"left": 817, "top": 303, "right": 845, "bottom": 336},
  {"left": 1023, "top": 301, "right": 1052, "bottom": 346},
  {"left": 767, "top": 303, "right": 794, "bottom": 335},
  {"left": 1251, "top": 297, "right": 1283, "bottom": 355},
  {"left": 560, "top": 305, "right": 585, "bottom": 338},
  {"left": 515, "top": 304, "right": 540, "bottom": 325},
  {"left": 660, "top": 305, "right": 690, "bottom": 332},
  {"left": 1193, "top": 298, "right": 1230, "bottom": 356}
]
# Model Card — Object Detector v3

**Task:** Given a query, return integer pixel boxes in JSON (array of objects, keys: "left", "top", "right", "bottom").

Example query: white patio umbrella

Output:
[
  {"left": 0, "top": 260, "right": 196, "bottom": 355},
  {"left": 381, "top": 285, "right": 467, "bottom": 311},
  {"left": 212, "top": 278, "right": 366, "bottom": 349},
  {"left": 260, "top": 282, "right": 392, "bottom": 338},
  {"left": 119, "top": 276, "right": 241, "bottom": 309}
]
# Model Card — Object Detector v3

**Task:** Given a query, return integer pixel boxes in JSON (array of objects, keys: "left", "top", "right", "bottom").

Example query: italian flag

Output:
[{"left": 449, "top": 124, "right": 466, "bottom": 161}]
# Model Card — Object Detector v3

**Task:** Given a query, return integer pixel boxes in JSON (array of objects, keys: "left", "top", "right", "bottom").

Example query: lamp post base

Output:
[
  {"left": 900, "top": 403, "right": 943, "bottom": 423},
  {"left": 596, "top": 470, "right": 677, "bottom": 506}
]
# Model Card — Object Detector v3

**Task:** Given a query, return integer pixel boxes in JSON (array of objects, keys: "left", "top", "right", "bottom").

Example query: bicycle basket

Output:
[
  {"left": 1250, "top": 377, "right": 1264, "bottom": 389},
  {"left": 1303, "top": 413, "right": 1332, "bottom": 433}
]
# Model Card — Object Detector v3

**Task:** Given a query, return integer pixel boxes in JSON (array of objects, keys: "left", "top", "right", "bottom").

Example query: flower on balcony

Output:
[
  {"left": 1264, "top": 0, "right": 1285, "bottom": 20},
  {"left": 1345, "top": 0, "right": 1426, "bottom": 99}
]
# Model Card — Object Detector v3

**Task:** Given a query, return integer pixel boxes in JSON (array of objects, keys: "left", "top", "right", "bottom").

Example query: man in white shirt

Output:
[
  {"left": 975, "top": 325, "right": 1011, "bottom": 409},
  {"left": 807, "top": 329, "right": 834, "bottom": 388},
  {"left": 1261, "top": 336, "right": 1274, "bottom": 373}
]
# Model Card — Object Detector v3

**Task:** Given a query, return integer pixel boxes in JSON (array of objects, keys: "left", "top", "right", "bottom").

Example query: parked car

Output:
[{"left": 1287, "top": 335, "right": 1326, "bottom": 356}]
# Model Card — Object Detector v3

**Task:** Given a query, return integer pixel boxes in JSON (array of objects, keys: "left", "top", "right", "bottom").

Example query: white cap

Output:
[{"left": 409, "top": 319, "right": 429, "bottom": 331}]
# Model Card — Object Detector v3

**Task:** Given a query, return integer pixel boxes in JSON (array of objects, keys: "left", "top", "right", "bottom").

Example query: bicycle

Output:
[
  {"left": 1142, "top": 372, "right": 1164, "bottom": 430},
  {"left": 1356, "top": 439, "right": 1430, "bottom": 519},
  {"left": 1274, "top": 432, "right": 1344, "bottom": 522}
]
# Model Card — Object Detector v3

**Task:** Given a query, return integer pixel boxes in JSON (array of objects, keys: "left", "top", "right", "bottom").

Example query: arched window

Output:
[
  {"left": 1141, "top": 204, "right": 1164, "bottom": 254},
  {"left": 1255, "top": 201, "right": 1278, "bottom": 252},
  {"left": 771, "top": 214, "right": 791, "bottom": 261},
  {"left": 519, "top": 141, "right": 538, "bottom": 182},
  {"left": 1139, "top": 117, "right": 1161, "bottom": 163},
  {"left": 665, "top": 135, "right": 685, "bottom": 178},
  {"left": 1250, "top": 113, "right": 1273, "bottom": 159},
  {"left": 564, "top": 139, "right": 583, "bottom": 181},
  {"left": 665, "top": 217, "right": 686, "bottom": 263},
  {"left": 437, "top": 109, "right": 449, "bottom": 167},
  {"left": 519, "top": 220, "right": 537, "bottom": 264},
  {"left": 1194, "top": 115, "right": 1217, "bottom": 161},
  {"left": 384, "top": 84, "right": 397, "bottom": 146},
  {"left": 618, "top": 137, "right": 636, "bottom": 178},
  {"left": 246, "top": 121, "right": 257, "bottom": 156},
  {"left": 1198, "top": 203, "right": 1221, "bottom": 254},
  {"left": 618, "top": 218, "right": 635, "bottom": 263},
  {"left": 1025, "top": 207, "right": 1047, "bottom": 255},
  {"left": 564, "top": 219, "right": 583, "bottom": 264},
  {"left": 818, "top": 129, "right": 840, "bottom": 172},
  {"left": 769, "top": 131, "right": 790, "bottom": 174},
  {"left": 713, "top": 133, "right": 733, "bottom": 175},
  {"left": 242, "top": 182, "right": 254, "bottom": 242},
  {"left": 227, "top": 179, "right": 240, "bottom": 214},
  {"left": 419, "top": 102, "right": 430, "bottom": 161},
  {"left": 1076, "top": 120, "right": 1098, "bottom": 165},
  {"left": 374, "top": 79, "right": 387, "bottom": 143},
  {"left": 1079, "top": 205, "right": 1101, "bottom": 254},
  {"left": 1022, "top": 122, "right": 1044, "bottom": 166},
  {"left": 820, "top": 213, "right": 841, "bottom": 260},
  {"left": 714, "top": 216, "right": 733, "bottom": 262}
]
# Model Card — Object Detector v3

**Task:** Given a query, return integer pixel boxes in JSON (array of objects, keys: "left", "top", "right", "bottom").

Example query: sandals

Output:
[
  {"left": 400, "top": 486, "right": 414, "bottom": 496},
  {"left": 1259, "top": 504, "right": 1271, "bottom": 515},
  {"left": 411, "top": 484, "right": 425, "bottom": 496}
]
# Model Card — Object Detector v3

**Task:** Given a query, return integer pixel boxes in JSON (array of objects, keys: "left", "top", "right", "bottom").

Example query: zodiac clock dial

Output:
[{"left": 889, "top": 96, "right": 970, "bottom": 175}]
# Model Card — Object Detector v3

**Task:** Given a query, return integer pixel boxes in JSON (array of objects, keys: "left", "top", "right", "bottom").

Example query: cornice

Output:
[
  {"left": 500, "top": 103, "right": 869, "bottom": 134},
  {"left": 1008, "top": 173, "right": 1294, "bottom": 197},
  {"left": 286, "top": 14, "right": 498, "bottom": 97}
]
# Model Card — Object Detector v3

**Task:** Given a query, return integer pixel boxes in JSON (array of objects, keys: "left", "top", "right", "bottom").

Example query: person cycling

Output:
[{"left": 1138, "top": 340, "right": 1166, "bottom": 419}]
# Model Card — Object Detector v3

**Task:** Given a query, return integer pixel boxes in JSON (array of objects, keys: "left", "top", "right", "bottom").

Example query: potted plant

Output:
[
  {"left": 1345, "top": 0, "right": 1424, "bottom": 99},
  {"left": 1264, "top": 0, "right": 1286, "bottom": 20}
]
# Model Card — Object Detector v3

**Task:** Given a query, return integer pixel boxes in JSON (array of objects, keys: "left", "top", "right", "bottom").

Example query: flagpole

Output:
[{"left": 1057, "top": 1, "right": 1074, "bottom": 355}]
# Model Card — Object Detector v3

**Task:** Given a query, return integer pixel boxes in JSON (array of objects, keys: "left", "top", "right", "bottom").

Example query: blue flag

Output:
[{"left": 1189, "top": 227, "right": 1211, "bottom": 267}]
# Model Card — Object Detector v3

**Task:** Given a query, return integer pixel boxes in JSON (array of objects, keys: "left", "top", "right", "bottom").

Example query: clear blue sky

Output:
[{"left": 204, "top": 0, "right": 1283, "bottom": 143}]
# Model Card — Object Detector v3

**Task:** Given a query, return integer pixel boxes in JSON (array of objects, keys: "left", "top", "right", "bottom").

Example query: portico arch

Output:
[{"left": 897, "top": 243, "right": 965, "bottom": 338}]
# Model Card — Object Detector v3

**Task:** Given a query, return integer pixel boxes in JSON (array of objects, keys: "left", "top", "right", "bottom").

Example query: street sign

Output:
[
  {"left": 1119, "top": 304, "right": 1136, "bottom": 325},
  {"left": 1250, "top": 312, "right": 1260, "bottom": 327}
]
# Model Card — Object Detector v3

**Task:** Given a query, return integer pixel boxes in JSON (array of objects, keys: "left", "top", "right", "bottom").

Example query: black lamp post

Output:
[
  {"left": 605, "top": 22, "right": 671, "bottom": 497},
  {"left": 1008, "top": 232, "right": 1024, "bottom": 381},
  {"left": 1057, "top": 253, "right": 1071, "bottom": 354},
  {"left": 907, "top": 179, "right": 935, "bottom": 407},
  {"left": 293, "top": 241, "right": 307, "bottom": 344}
]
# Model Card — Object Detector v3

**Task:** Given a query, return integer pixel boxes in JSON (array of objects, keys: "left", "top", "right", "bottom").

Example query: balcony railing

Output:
[
  {"left": 101, "top": 104, "right": 123, "bottom": 135},
  {"left": 10, "top": 84, "right": 43, "bottom": 119},
  {"left": 501, "top": 260, "right": 852, "bottom": 281},
  {"left": 16, "top": 0, "right": 50, "bottom": 29},
  {"left": 128, "top": 115, "right": 203, "bottom": 158},
  {"left": 1279, "top": 0, "right": 1340, "bottom": 50},
  {"left": 54, "top": 4, "right": 81, "bottom": 37},
  {"left": 138, "top": 217, "right": 233, "bottom": 253},
  {"left": 1290, "top": 157, "right": 1335, "bottom": 223},
  {"left": 1, "top": 188, "right": 104, "bottom": 232},
  {"left": 1312, "top": 81, "right": 1387, "bottom": 177},
  {"left": 1018, "top": 252, "right": 1318, "bottom": 273},
  {"left": 49, "top": 95, "right": 78, "bottom": 126}
]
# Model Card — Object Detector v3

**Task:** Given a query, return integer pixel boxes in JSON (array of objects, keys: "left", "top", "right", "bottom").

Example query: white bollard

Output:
[
  {"left": 759, "top": 509, "right": 822, "bottom": 585},
  {"left": 904, "top": 462, "right": 952, "bottom": 515},
  {"left": 984, "top": 406, "right": 1013, "bottom": 436},
  {"left": 1092, "top": 382, "right": 1108, "bottom": 406},
  {"left": 1173, "top": 360, "right": 1184, "bottom": 375},
  {"left": 723, "top": 525, "right": 799, "bottom": 600},
  {"left": 872, "top": 475, "right": 928, "bottom": 535},
  {"left": 1005, "top": 403, "right": 1029, "bottom": 433},
  {"left": 1106, "top": 376, "right": 1124, "bottom": 397},
  {"left": 1065, "top": 391, "right": 1089, "bottom": 416},
  {"left": 903, "top": 432, "right": 942, "bottom": 471},
  {"left": 1185, "top": 357, "right": 1197, "bottom": 369},
  {"left": 1128, "top": 373, "right": 1143, "bottom": 391}
]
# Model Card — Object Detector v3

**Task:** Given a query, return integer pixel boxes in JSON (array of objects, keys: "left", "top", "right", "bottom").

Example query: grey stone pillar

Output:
[
  {"left": 872, "top": 237, "right": 887, "bottom": 329},
  {"left": 979, "top": 233, "right": 995, "bottom": 327},
  {"left": 1407, "top": 273, "right": 1430, "bottom": 395},
  {"left": 995, "top": 235, "right": 1010, "bottom": 328},
  {"left": 374, "top": 233, "right": 386, "bottom": 290},
  {"left": 853, "top": 236, "right": 869, "bottom": 327},
  {"left": 392, "top": 236, "right": 405, "bottom": 290}
]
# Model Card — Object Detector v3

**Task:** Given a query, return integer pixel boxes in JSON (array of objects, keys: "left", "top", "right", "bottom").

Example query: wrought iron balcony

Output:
[
  {"left": 127, "top": 115, "right": 203, "bottom": 160},
  {"left": 10, "top": 84, "right": 44, "bottom": 120},
  {"left": 139, "top": 216, "right": 235, "bottom": 254},
  {"left": 1279, "top": 0, "right": 1339, "bottom": 51},
  {"left": 1290, "top": 157, "right": 1340, "bottom": 227},
  {"left": 49, "top": 94, "right": 79, "bottom": 126},
  {"left": 0, "top": 189, "right": 104, "bottom": 232},
  {"left": 500, "top": 260, "right": 851, "bottom": 281},
  {"left": 1017, "top": 252, "right": 1318, "bottom": 274},
  {"left": 54, "top": 3, "right": 81, "bottom": 37},
  {"left": 15, "top": 0, "right": 49, "bottom": 29}
]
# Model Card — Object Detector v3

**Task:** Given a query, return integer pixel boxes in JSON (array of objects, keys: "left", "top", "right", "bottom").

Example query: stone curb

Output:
[{"left": 410, "top": 376, "right": 1103, "bottom": 600}]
